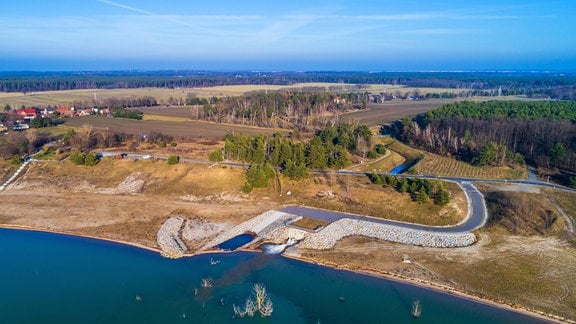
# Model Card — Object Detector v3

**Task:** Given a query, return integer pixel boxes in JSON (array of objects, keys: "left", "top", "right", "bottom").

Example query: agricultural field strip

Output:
[{"left": 0, "top": 83, "right": 466, "bottom": 108}]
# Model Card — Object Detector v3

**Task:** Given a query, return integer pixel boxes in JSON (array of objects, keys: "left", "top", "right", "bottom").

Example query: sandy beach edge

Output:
[{"left": 0, "top": 223, "right": 570, "bottom": 323}]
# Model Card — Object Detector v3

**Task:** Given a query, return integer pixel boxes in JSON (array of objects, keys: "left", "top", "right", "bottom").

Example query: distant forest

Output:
[
  {"left": 185, "top": 91, "right": 369, "bottom": 130},
  {"left": 1, "top": 71, "right": 576, "bottom": 99},
  {"left": 384, "top": 100, "right": 576, "bottom": 174}
]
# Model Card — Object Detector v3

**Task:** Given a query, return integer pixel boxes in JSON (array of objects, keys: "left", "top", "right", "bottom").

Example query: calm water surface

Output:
[{"left": 0, "top": 229, "right": 548, "bottom": 323}]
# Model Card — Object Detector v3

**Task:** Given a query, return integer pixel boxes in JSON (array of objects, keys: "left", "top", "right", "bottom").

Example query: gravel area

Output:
[
  {"left": 156, "top": 216, "right": 187, "bottom": 258},
  {"left": 298, "top": 218, "right": 477, "bottom": 249}
]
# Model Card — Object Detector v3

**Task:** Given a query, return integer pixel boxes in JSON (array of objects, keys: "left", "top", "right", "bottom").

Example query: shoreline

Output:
[
  {"left": 282, "top": 253, "right": 567, "bottom": 324},
  {"left": 0, "top": 223, "right": 569, "bottom": 323}
]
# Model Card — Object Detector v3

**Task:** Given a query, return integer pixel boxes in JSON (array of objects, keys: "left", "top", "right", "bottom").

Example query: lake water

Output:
[
  {"left": 216, "top": 233, "right": 255, "bottom": 251},
  {"left": 0, "top": 228, "right": 548, "bottom": 323}
]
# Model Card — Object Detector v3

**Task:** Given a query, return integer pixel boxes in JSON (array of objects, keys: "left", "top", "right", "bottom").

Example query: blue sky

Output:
[{"left": 1, "top": 0, "right": 575, "bottom": 71}]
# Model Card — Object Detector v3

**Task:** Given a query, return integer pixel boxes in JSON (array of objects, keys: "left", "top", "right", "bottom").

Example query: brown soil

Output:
[{"left": 63, "top": 115, "right": 287, "bottom": 139}]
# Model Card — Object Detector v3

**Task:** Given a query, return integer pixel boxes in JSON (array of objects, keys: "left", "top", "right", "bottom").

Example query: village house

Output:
[
  {"left": 78, "top": 108, "right": 93, "bottom": 116},
  {"left": 56, "top": 106, "right": 74, "bottom": 117},
  {"left": 17, "top": 108, "right": 38, "bottom": 121},
  {"left": 40, "top": 106, "right": 57, "bottom": 117}
]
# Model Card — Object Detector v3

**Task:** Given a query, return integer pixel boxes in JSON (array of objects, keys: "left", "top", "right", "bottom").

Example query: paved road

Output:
[
  {"left": 281, "top": 181, "right": 487, "bottom": 233},
  {"left": 336, "top": 169, "right": 576, "bottom": 193},
  {"left": 291, "top": 169, "right": 574, "bottom": 235}
]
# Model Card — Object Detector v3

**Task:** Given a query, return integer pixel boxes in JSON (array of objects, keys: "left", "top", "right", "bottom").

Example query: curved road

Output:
[
  {"left": 281, "top": 181, "right": 487, "bottom": 233},
  {"left": 289, "top": 168, "right": 574, "bottom": 235}
]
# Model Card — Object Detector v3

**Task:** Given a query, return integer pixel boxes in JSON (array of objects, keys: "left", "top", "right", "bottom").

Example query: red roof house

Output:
[{"left": 17, "top": 109, "right": 38, "bottom": 120}]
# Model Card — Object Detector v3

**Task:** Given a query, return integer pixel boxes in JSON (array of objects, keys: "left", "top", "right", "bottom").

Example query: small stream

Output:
[{"left": 388, "top": 158, "right": 422, "bottom": 175}]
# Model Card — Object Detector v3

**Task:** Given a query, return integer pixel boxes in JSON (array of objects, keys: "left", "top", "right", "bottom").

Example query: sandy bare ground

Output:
[{"left": 0, "top": 182, "right": 276, "bottom": 250}]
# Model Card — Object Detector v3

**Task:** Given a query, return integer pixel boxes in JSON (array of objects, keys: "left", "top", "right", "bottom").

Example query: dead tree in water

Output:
[{"left": 411, "top": 300, "right": 422, "bottom": 319}]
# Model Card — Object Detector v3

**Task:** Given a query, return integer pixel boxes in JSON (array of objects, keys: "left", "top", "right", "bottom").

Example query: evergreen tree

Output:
[
  {"left": 397, "top": 178, "right": 408, "bottom": 193},
  {"left": 550, "top": 143, "right": 566, "bottom": 167},
  {"left": 250, "top": 135, "right": 266, "bottom": 164},
  {"left": 415, "top": 190, "right": 428, "bottom": 203},
  {"left": 278, "top": 140, "right": 292, "bottom": 167},
  {"left": 434, "top": 189, "right": 451, "bottom": 206},
  {"left": 283, "top": 160, "right": 309, "bottom": 180},
  {"left": 307, "top": 136, "right": 327, "bottom": 169},
  {"left": 328, "top": 145, "right": 351, "bottom": 169},
  {"left": 245, "top": 163, "right": 275, "bottom": 190}
]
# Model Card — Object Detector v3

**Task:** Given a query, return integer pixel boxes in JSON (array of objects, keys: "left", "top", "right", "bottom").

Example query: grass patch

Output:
[
  {"left": 350, "top": 151, "right": 405, "bottom": 173},
  {"left": 282, "top": 175, "right": 466, "bottom": 226},
  {"left": 27, "top": 158, "right": 247, "bottom": 196},
  {"left": 385, "top": 140, "right": 424, "bottom": 163},
  {"left": 290, "top": 217, "right": 330, "bottom": 231},
  {"left": 33, "top": 148, "right": 58, "bottom": 160}
]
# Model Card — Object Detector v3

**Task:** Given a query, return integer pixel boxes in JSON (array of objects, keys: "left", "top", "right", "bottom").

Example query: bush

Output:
[
  {"left": 69, "top": 150, "right": 100, "bottom": 166},
  {"left": 369, "top": 172, "right": 384, "bottom": 184},
  {"left": 84, "top": 152, "right": 100, "bottom": 166},
  {"left": 374, "top": 143, "right": 387, "bottom": 154},
  {"left": 69, "top": 150, "right": 86, "bottom": 165},
  {"left": 167, "top": 155, "right": 180, "bottom": 165},
  {"left": 208, "top": 149, "right": 223, "bottom": 162},
  {"left": 10, "top": 155, "right": 23, "bottom": 165},
  {"left": 570, "top": 176, "right": 576, "bottom": 189},
  {"left": 241, "top": 183, "right": 253, "bottom": 193},
  {"left": 366, "top": 150, "right": 378, "bottom": 159}
]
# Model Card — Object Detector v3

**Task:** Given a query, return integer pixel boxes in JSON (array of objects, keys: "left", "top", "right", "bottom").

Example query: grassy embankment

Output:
[
  {"left": 384, "top": 138, "right": 528, "bottom": 180},
  {"left": 427, "top": 188, "right": 576, "bottom": 320}
]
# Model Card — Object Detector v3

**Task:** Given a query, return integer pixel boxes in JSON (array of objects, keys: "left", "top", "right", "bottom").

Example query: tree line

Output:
[
  {"left": 72, "top": 96, "right": 158, "bottom": 110},
  {"left": 384, "top": 100, "right": 576, "bottom": 173},
  {"left": 189, "top": 91, "right": 369, "bottom": 130},
  {"left": 2, "top": 71, "right": 576, "bottom": 100},
  {"left": 422, "top": 100, "right": 576, "bottom": 123},
  {"left": 209, "top": 124, "right": 387, "bottom": 191},
  {"left": 367, "top": 174, "right": 451, "bottom": 206}
]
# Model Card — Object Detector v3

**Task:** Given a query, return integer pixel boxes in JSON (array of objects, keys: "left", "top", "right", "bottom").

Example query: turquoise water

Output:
[{"left": 0, "top": 229, "right": 549, "bottom": 323}]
